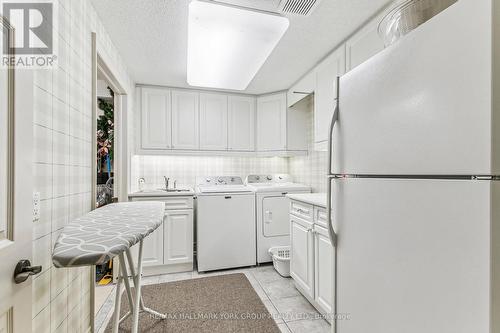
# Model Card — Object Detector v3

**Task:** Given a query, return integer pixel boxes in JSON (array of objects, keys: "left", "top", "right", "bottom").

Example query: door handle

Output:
[{"left": 14, "top": 260, "right": 42, "bottom": 284}]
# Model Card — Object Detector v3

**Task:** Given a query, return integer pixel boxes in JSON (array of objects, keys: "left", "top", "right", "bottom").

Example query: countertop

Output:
[
  {"left": 286, "top": 193, "right": 327, "bottom": 208},
  {"left": 128, "top": 188, "right": 195, "bottom": 198}
]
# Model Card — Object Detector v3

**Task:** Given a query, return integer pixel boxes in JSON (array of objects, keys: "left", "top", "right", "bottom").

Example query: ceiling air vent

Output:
[{"left": 278, "top": 0, "right": 322, "bottom": 16}]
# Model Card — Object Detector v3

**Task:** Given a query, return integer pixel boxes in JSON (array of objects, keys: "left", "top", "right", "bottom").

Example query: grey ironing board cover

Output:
[{"left": 52, "top": 201, "right": 165, "bottom": 268}]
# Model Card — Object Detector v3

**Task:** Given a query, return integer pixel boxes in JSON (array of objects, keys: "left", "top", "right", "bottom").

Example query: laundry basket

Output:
[{"left": 268, "top": 246, "right": 291, "bottom": 277}]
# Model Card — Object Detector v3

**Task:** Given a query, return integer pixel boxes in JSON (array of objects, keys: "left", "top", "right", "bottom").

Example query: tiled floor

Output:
[
  {"left": 95, "top": 265, "right": 331, "bottom": 333},
  {"left": 95, "top": 285, "right": 114, "bottom": 315}
]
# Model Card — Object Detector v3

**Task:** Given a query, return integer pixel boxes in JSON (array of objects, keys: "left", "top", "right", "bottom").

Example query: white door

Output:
[
  {"left": 142, "top": 225, "right": 164, "bottom": 267},
  {"left": 262, "top": 196, "right": 290, "bottom": 237},
  {"left": 256, "top": 93, "right": 287, "bottom": 151},
  {"left": 333, "top": 178, "right": 491, "bottom": 333},
  {"left": 199, "top": 93, "right": 228, "bottom": 150},
  {"left": 314, "top": 225, "right": 333, "bottom": 315},
  {"left": 141, "top": 87, "right": 172, "bottom": 149},
  {"left": 171, "top": 90, "right": 199, "bottom": 150},
  {"left": 315, "top": 45, "right": 345, "bottom": 145},
  {"left": 290, "top": 215, "right": 314, "bottom": 299},
  {"left": 0, "top": 47, "right": 34, "bottom": 332},
  {"left": 228, "top": 96, "right": 255, "bottom": 151},
  {"left": 164, "top": 210, "right": 193, "bottom": 265}
]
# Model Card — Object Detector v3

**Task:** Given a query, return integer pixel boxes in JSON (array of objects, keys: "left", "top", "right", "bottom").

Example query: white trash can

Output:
[{"left": 268, "top": 246, "right": 291, "bottom": 277}]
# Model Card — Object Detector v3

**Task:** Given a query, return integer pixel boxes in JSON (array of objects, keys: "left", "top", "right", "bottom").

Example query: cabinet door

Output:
[
  {"left": 315, "top": 45, "right": 346, "bottom": 145},
  {"left": 228, "top": 96, "right": 255, "bottom": 151},
  {"left": 287, "top": 69, "right": 316, "bottom": 107},
  {"left": 164, "top": 209, "right": 193, "bottom": 265},
  {"left": 199, "top": 93, "right": 228, "bottom": 150},
  {"left": 142, "top": 223, "right": 164, "bottom": 267},
  {"left": 314, "top": 225, "right": 334, "bottom": 315},
  {"left": 290, "top": 215, "right": 314, "bottom": 299},
  {"left": 346, "top": 16, "right": 385, "bottom": 71},
  {"left": 256, "top": 93, "right": 287, "bottom": 151},
  {"left": 141, "top": 87, "right": 171, "bottom": 149},
  {"left": 171, "top": 90, "right": 199, "bottom": 149},
  {"left": 263, "top": 196, "right": 291, "bottom": 237}
]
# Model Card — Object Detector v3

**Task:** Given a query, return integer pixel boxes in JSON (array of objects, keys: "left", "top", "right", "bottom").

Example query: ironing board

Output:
[{"left": 52, "top": 201, "right": 166, "bottom": 333}]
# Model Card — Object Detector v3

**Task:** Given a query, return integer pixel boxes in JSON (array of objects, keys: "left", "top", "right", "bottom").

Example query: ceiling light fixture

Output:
[{"left": 187, "top": 0, "right": 290, "bottom": 91}]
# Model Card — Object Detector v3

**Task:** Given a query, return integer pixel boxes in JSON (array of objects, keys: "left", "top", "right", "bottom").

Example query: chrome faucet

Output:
[{"left": 164, "top": 176, "right": 170, "bottom": 190}]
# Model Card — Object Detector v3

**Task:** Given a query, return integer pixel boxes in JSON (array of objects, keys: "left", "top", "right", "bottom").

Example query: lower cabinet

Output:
[
  {"left": 142, "top": 226, "right": 164, "bottom": 266},
  {"left": 290, "top": 215, "right": 314, "bottom": 298},
  {"left": 125, "top": 196, "right": 194, "bottom": 276},
  {"left": 314, "top": 225, "right": 334, "bottom": 315},
  {"left": 290, "top": 200, "right": 334, "bottom": 318},
  {"left": 164, "top": 209, "right": 193, "bottom": 265}
]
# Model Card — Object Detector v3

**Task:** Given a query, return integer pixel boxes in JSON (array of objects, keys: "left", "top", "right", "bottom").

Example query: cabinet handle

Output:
[{"left": 225, "top": 196, "right": 232, "bottom": 199}]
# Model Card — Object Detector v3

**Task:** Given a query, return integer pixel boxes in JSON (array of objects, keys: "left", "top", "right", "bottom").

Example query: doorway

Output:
[{"left": 91, "top": 33, "right": 129, "bottom": 327}]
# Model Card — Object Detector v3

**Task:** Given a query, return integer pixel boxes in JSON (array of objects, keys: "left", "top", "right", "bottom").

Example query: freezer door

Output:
[
  {"left": 333, "top": 0, "right": 494, "bottom": 175},
  {"left": 333, "top": 178, "right": 490, "bottom": 333}
]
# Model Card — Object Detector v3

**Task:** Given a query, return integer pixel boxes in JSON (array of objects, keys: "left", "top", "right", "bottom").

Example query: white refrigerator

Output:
[{"left": 327, "top": 1, "right": 500, "bottom": 332}]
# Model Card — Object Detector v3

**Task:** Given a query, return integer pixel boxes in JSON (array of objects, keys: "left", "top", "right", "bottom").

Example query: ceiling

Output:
[{"left": 90, "top": 0, "right": 392, "bottom": 95}]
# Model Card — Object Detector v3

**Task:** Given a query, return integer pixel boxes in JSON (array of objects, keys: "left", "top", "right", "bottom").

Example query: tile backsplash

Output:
[
  {"left": 130, "top": 155, "right": 289, "bottom": 191},
  {"left": 288, "top": 96, "right": 327, "bottom": 193}
]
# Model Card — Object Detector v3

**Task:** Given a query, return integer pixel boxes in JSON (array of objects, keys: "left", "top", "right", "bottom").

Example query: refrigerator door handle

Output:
[{"left": 327, "top": 76, "right": 340, "bottom": 247}]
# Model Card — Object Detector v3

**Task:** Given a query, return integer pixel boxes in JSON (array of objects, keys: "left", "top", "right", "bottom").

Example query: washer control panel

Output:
[{"left": 197, "top": 176, "right": 243, "bottom": 186}]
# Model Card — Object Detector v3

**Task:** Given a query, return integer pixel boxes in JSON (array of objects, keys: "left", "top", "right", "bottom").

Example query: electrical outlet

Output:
[{"left": 33, "top": 192, "right": 40, "bottom": 221}]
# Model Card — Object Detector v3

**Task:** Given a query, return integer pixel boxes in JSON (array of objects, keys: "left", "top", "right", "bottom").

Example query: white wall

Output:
[{"left": 32, "top": 1, "right": 134, "bottom": 332}]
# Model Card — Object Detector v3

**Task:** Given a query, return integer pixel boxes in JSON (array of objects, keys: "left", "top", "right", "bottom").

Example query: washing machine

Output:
[
  {"left": 246, "top": 174, "right": 311, "bottom": 263},
  {"left": 196, "top": 176, "right": 256, "bottom": 272}
]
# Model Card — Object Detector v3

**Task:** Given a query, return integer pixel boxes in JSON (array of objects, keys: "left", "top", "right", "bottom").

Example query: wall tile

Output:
[
  {"left": 32, "top": 1, "right": 135, "bottom": 332},
  {"left": 53, "top": 165, "right": 69, "bottom": 197},
  {"left": 34, "top": 198, "right": 52, "bottom": 240},
  {"left": 33, "top": 234, "right": 52, "bottom": 275},
  {"left": 33, "top": 306, "right": 51, "bottom": 333},
  {"left": 34, "top": 125, "right": 53, "bottom": 164},
  {"left": 34, "top": 162, "right": 53, "bottom": 200},
  {"left": 50, "top": 288, "right": 67, "bottom": 332},
  {"left": 34, "top": 87, "right": 53, "bottom": 128},
  {"left": 52, "top": 196, "right": 69, "bottom": 232},
  {"left": 32, "top": 269, "right": 51, "bottom": 319},
  {"left": 50, "top": 266, "right": 68, "bottom": 301},
  {"left": 53, "top": 131, "right": 70, "bottom": 165}
]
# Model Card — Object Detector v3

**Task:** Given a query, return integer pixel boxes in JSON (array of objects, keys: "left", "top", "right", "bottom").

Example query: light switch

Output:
[{"left": 33, "top": 192, "right": 40, "bottom": 221}]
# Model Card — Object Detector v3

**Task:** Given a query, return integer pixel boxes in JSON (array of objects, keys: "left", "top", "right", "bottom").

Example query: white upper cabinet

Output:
[
  {"left": 287, "top": 69, "right": 317, "bottom": 108},
  {"left": 199, "top": 92, "right": 228, "bottom": 150},
  {"left": 315, "top": 45, "right": 346, "bottom": 145},
  {"left": 346, "top": 13, "right": 386, "bottom": 71},
  {"left": 228, "top": 95, "right": 255, "bottom": 151},
  {"left": 171, "top": 90, "right": 199, "bottom": 150},
  {"left": 256, "top": 92, "right": 287, "bottom": 151},
  {"left": 137, "top": 86, "right": 306, "bottom": 155},
  {"left": 141, "top": 87, "right": 172, "bottom": 149}
]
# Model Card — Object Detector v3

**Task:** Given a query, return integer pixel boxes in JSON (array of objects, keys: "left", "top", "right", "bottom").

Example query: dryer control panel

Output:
[{"left": 246, "top": 174, "right": 292, "bottom": 184}]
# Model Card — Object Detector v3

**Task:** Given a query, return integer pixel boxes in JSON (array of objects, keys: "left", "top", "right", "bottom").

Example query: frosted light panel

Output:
[{"left": 188, "top": 1, "right": 289, "bottom": 90}]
